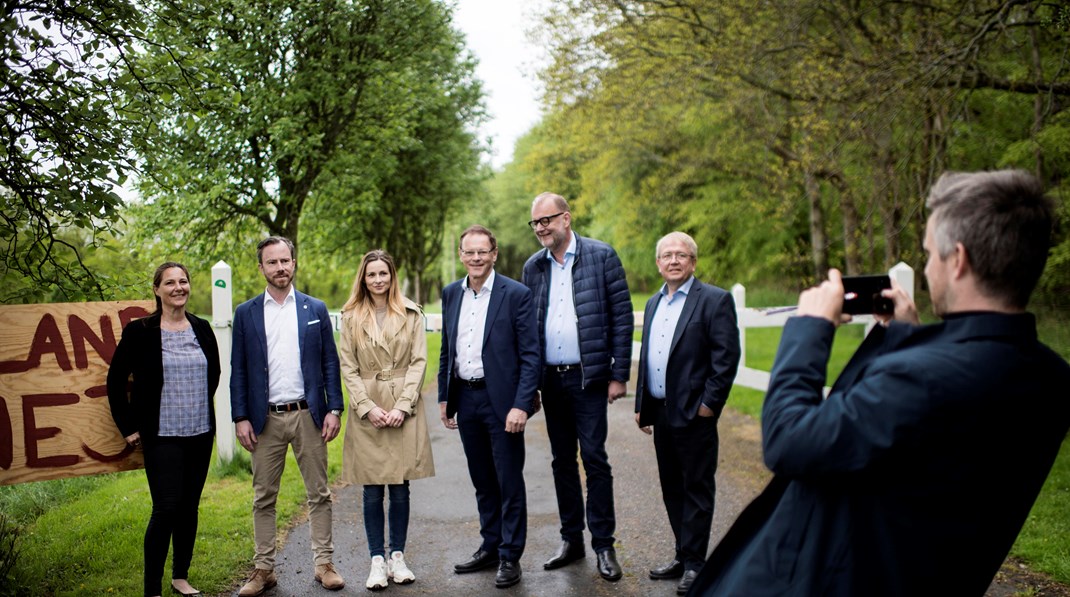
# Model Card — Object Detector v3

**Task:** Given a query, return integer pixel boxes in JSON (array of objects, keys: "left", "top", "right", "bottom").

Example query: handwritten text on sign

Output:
[{"left": 0, "top": 301, "right": 154, "bottom": 486}]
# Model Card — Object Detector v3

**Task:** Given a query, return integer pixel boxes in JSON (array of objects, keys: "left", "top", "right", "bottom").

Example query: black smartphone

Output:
[{"left": 841, "top": 275, "right": 894, "bottom": 315}]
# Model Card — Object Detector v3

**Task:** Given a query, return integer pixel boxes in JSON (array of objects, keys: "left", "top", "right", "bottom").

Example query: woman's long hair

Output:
[
  {"left": 152, "top": 261, "right": 191, "bottom": 314},
  {"left": 341, "top": 250, "right": 405, "bottom": 345}
]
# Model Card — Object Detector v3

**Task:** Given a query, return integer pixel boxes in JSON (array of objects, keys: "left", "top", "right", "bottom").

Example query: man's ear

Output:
[{"left": 951, "top": 242, "right": 970, "bottom": 280}]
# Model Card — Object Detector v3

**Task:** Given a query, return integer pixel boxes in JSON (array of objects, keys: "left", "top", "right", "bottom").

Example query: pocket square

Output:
[{"left": 308, "top": 319, "right": 320, "bottom": 325}]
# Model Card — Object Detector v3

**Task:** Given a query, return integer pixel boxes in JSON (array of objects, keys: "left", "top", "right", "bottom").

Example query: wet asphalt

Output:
[{"left": 229, "top": 378, "right": 770, "bottom": 597}]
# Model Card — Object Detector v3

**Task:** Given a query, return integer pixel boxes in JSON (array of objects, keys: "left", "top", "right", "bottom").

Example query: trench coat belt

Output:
[{"left": 360, "top": 367, "right": 409, "bottom": 381}]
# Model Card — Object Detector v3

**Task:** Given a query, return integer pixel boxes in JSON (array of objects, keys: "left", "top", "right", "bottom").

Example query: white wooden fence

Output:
[{"left": 211, "top": 261, "right": 914, "bottom": 462}]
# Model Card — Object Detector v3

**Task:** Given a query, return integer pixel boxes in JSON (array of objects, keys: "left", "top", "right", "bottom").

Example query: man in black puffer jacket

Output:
[{"left": 522, "top": 192, "right": 634, "bottom": 583}]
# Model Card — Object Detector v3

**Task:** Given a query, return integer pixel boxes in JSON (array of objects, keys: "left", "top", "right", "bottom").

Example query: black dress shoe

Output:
[
  {"left": 543, "top": 540, "right": 586, "bottom": 570},
  {"left": 677, "top": 568, "right": 700, "bottom": 595},
  {"left": 495, "top": 560, "right": 522, "bottom": 588},
  {"left": 649, "top": 558, "right": 684, "bottom": 580},
  {"left": 454, "top": 549, "right": 499, "bottom": 574},
  {"left": 596, "top": 548, "right": 623, "bottom": 581}
]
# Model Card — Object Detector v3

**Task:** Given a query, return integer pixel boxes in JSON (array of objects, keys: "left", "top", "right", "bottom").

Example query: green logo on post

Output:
[{"left": 214, "top": 280, "right": 227, "bottom": 288}]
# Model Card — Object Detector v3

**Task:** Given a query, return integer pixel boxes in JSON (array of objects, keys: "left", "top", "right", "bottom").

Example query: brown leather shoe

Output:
[
  {"left": 238, "top": 568, "right": 277, "bottom": 597},
  {"left": 315, "top": 563, "right": 346, "bottom": 590}
]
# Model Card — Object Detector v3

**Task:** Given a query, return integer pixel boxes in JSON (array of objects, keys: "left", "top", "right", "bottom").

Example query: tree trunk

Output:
[{"left": 805, "top": 172, "right": 829, "bottom": 280}]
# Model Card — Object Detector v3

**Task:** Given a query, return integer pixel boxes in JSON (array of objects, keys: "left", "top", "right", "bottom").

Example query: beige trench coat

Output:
[{"left": 339, "top": 297, "right": 435, "bottom": 485}]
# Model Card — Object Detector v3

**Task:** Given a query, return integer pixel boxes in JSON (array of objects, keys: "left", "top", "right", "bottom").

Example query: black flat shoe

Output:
[
  {"left": 543, "top": 540, "right": 586, "bottom": 570},
  {"left": 677, "top": 569, "right": 700, "bottom": 595},
  {"left": 454, "top": 549, "right": 499, "bottom": 574},
  {"left": 495, "top": 560, "right": 522, "bottom": 588},
  {"left": 649, "top": 558, "right": 684, "bottom": 580},
  {"left": 597, "top": 548, "right": 623, "bottom": 581}
]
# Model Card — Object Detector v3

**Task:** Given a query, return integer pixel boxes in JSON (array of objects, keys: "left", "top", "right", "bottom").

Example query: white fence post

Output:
[
  {"left": 731, "top": 283, "right": 747, "bottom": 370},
  {"left": 211, "top": 261, "right": 235, "bottom": 463},
  {"left": 889, "top": 261, "right": 915, "bottom": 303}
]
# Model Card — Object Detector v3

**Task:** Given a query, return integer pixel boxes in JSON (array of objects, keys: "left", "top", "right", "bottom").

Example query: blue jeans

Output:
[{"left": 363, "top": 482, "right": 410, "bottom": 558}]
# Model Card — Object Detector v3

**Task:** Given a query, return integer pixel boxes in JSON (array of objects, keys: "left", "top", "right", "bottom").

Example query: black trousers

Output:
[
  {"left": 142, "top": 432, "right": 213, "bottom": 596},
  {"left": 652, "top": 402, "right": 719, "bottom": 572}
]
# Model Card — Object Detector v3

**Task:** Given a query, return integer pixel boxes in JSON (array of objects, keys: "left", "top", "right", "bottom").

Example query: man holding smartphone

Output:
[{"left": 691, "top": 170, "right": 1070, "bottom": 595}]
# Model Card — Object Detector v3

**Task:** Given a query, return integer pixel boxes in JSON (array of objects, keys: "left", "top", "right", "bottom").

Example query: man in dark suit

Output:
[
  {"left": 231, "top": 236, "right": 345, "bottom": 596},
  {"left": 691, "top": 170, "right": 1070, "bottom": 596},
  {"left": 438, "top": 224, "right": 541, "bottom": 589},
  {"left": 634, "top": 231, "right": 740, "bottom": 595}
]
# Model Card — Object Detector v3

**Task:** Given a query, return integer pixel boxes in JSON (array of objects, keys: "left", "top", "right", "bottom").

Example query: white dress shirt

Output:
[
  {"left": 544, "top": 231, "right": 581, "bottom": 365},
  {"left": 263, "top": 287, "right": 305, "bottom": 404},
  {"left": 454, "top": 271, "right": 495, "bottom": 381},
  {"left": 645, "top": 276, "right": 695, "bottom": 399}
]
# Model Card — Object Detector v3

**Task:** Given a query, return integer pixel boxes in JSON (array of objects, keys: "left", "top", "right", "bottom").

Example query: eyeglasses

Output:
[
  {"left": 658, "top": 252, "right": 693, "bottom": 262},
  {"left": 527, "top": 212, "right": 565, "bottom": 229},
  {"left": 460, "top": 249, "right": 494, "bottom": 258}
]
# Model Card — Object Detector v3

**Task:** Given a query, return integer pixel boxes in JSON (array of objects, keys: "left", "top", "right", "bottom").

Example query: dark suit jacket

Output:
[
  {"left": 107, "top": 312, "right": 221, "bottom": 440},
  {"left": 635, "top": 279, "right": 740, "bottom": 428},
  {"left": 230, "top": 289, "right": 344, "bottom": 435},
  {"left": 437, "top": 272, "right": 541, "bottom": 422},
  {"left": 692, "top": 313, "right": 1070, "bottom": 597}
]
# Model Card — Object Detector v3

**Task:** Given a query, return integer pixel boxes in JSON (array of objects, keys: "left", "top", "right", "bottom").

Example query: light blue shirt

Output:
[
  {"left": 645, "top": 276, "right": 695, "bottom": 399},
  {"left": 455, "top": 271, "right": 495, "bottom": 381},
  {"left": 544, "top": 232, "right": 581, "bottom": 366}
]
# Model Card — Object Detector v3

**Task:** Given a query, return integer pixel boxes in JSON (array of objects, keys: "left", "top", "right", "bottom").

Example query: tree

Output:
[
  {"left": 125, "top": 0, "right": 485, "bottom": 303},
  {"left": 525, "top": 0, "right": 1069, "bottom": 288},
  {"left": 0, "top": 1, "right": 145, "bottom": 302}
]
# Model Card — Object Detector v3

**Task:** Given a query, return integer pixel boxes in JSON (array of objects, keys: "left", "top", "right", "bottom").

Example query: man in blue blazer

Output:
[
  {"left": 634, "top": 231, "right": 740, "bottom": 595},
  {"left": 690, "top": 170, "right": 1070, "bottom": 596},
  {"left": 231, "top": 236, "right": 346, "bottom": 596},
  {"left": 438, "top": 225, "right": 541, "bottom": 589}
]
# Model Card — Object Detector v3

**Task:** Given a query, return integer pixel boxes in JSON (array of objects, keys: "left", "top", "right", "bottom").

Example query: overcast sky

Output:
[{"left": 452, "top": 0, "right": 546, "bottom": 169}]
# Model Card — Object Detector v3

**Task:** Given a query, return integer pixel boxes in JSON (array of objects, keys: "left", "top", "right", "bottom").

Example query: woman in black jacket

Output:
[{"left": 108, "top": 262, "right": 221, "bottom": 597}]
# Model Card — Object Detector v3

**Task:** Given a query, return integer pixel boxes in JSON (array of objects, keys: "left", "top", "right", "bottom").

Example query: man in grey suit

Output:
[{"left": 635, "top": 231, "right": 740, "bottom": 595}]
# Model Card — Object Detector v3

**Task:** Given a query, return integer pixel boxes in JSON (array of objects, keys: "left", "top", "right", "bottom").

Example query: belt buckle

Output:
[{"left": 376, "top": 371, "right": 389, "bottom": 381}]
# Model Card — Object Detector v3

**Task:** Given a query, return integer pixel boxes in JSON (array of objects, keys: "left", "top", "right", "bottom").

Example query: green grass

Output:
[
  {"left": 2, "top": 416, "right": 348, "bottom": 596},
  {"left": 1013, "top": 437, "right": 1070, "bottom": 583}
]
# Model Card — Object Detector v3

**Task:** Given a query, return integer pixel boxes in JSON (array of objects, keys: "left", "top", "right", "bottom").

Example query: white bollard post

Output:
[
  {"left": 732, "top": 283, "right": 746, "bottom": 370},
  {"left": 889, "top": 261, "right": 915, "bottom": 302},
  {"left": 211, "top": 261, "right": 235, "bottom": 463}
]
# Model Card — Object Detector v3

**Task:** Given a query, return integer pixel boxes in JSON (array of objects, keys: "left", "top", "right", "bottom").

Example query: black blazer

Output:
[
  {"left": 635, "top": 279, "right": 741, "bottom": 428},
  {"left": 107, "top": 312, "right": 221, "bottom": 440}
]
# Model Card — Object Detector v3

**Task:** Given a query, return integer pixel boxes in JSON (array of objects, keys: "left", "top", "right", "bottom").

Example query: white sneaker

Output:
[
  {"left": 366, "top": 555, "right": 389, "bottom": 591},
  {"left": 388, "top": 551, "right": 415, "bottom": 584}
]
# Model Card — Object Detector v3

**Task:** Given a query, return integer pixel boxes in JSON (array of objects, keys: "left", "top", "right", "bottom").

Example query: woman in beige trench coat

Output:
[{"left": 338, "top": 250, "right": 434, "bottom": 590}]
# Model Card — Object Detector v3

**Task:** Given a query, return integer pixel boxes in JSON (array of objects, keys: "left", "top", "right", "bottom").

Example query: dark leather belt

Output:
[
  {"left": 456, "top": 377, "right": 486, "bottom": 389},
  {"left": 269, "top": 399, "right": 308, "bottom": 413},
  {"left": 546, "top": 363, "right": 581, "bottom": 373}
]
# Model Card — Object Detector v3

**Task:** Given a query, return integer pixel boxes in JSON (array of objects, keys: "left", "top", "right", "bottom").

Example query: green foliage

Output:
[
  {"left": 125, "top": 0, "right": 485, "bottom": 306},
  {"left": 0, "top": 1, "right": 145, "bottom": 301},
  {"left": 0, "top": 513, "right": 20, "bottom": 595},
  {"left": 507, "top": 0, "right": 1070, "bottom": 296}
]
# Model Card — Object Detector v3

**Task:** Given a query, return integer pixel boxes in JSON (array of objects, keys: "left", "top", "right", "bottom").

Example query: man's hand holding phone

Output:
[{"left": 798, "top": 269, "right": 920, "bottom": 326}]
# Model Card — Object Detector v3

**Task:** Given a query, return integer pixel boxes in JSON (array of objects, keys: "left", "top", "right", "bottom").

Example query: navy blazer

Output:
[
  {"left": 437, "top": 273, "right": 541, "bottom": 422},
  {"left": 694, "top": 313, "right": 1070, "bottom": 596},
  {"left": 107, "top": 312, "right": 221, "bottom": 440},
  {"left": 635, "top": 279, "right": 740, "bottom": 428},
  {"left": 230, "top": 289, "right": 344, "bottom": 435}
]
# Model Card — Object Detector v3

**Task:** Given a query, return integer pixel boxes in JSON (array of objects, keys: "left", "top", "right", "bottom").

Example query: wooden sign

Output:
[{"left": 0, "top": 301, "right": 154, "bottom": 486}]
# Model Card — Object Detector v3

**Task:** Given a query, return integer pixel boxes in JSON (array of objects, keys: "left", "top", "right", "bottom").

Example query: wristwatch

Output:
[{"left": 329, "top": 409, "right": 342, "bottom": 417}]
